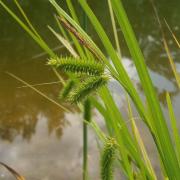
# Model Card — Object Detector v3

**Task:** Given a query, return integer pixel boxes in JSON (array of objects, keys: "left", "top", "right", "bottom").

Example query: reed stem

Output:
[{"left": 82, "top": 3, "right": 88, "bottom": 180}]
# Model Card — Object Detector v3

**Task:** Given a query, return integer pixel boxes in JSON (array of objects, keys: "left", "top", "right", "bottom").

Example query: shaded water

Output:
[{"left": 0, "top": 0, "right": 180, "bottom": 179}]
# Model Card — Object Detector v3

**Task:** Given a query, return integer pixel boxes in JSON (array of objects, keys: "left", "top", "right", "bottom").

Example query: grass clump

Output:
[{"left": 1, "top": 0, "right": 180, "bottom": 179}]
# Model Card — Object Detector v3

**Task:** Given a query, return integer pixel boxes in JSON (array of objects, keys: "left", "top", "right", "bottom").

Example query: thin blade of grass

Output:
[
  {"left": 0, "top": 1, "right": 54, "bottom": 57},
  {"left": 111, "top": 0, "right": 180, "bottom": 177},
  {"left": 90, "top": 97, "right": 113, "bottom": 135},
  {"left": 60, "top": 0, "right": 86, "bottom": 58},
  {"left": 150, "top": 1, "right": 180, "bottom": 89},
  {"left": 107, "top": 0, "right": 121, "bottom": 57},
  {"left": 127, "top": 98, "right": 157, "bottom": 179},
  {"left": 0, "top": 162, "right": 25, "bottom": 180},
  {"left": 66, "top": 0, "right": 80, "bottom": 24},
  {"left": 54, "top": 14, "right": 70, "bottom": 41},
  {"left": 0, "top": 0, "right": 65, "bottom": 84},
  {"left": 17, "top": 81, "right": 61, "bottom": 88},
  {"left": 13, "top": 0, "right": 41, "bottom": 39},
  {"left": 163, "top": 37, "right": 180, "bottom": 88},
  {"left": 48, "top": 26, "right": 79, "bottom": 58},
  {"left": 166, "top": 93, "right": 180, "bottom": 165},
  {"left": 6, "top": 72, "right": 70, "bottom": 112},
  {"left": 86, "top": 120, "right": 106, "bottom": 142},
  {"left": 164, "top": 19, "right": 180, "bottom": 49}
]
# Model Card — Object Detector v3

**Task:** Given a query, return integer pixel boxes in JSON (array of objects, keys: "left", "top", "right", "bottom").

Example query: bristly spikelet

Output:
[
  {"left": 101, "top": 138, "right": 116, "bottom": 180},
  {"left": 59, "top": 80, "right": 75, "bottom": 100},
  {"left": 69, "top": 75, "right": 109, "bottom": 103},
  {"left": 83, "top": 99, "right": 91, "bottom": 122},
  {"left": 48, "top": 57, "right": 105, "bottom": 76}
]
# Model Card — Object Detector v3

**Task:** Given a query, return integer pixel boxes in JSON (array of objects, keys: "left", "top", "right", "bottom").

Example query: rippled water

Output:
[{"left": 0, "top": 0, "right": 180, "bottom": 179}]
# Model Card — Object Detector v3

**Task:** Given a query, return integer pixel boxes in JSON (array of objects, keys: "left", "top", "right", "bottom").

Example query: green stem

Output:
[
  {"left": 83, "top": 121, "right": 88, "bottom": 180},
  {"left": 82, "top": 3, "right": 88, "bottom": 179}
]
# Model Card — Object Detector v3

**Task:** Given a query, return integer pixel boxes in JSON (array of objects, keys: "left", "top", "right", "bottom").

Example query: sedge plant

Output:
[{"left": 1, "top": 0, "right": 180, "bottom": 179}]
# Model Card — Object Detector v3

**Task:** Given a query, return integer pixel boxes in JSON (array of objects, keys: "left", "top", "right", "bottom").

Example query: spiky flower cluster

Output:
[
  {"left": 101, "top": 138, "right": 117, "bottom": 180},
  {"left": 69, "top": 75, "right": 109, "bottom": 103},
  {"left": 48, "top": 56, "right": 109, "bottom": 103},
  {"left": 48, "top": 57, "right": 104, "bottom": 76}
]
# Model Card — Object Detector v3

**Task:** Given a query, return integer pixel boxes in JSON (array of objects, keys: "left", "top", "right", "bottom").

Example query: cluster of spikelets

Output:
[
  {"left": 101, "top": 137, "right": 117, "bottom": 180},
  {"left": 48, "top": 57, "right": 105, "bottom": 76},
  {"left": 48, "top": 56, "right": 110, "bottom": 103}
]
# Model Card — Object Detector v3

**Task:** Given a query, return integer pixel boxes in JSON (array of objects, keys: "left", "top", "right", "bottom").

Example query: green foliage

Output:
[
  {"left": 49, "top": 56, "right": 109, "bottom": 104},
  {"left": 48, "top": 56, "right": 105, "bottom": 76},
  {"left": 111, "top": 0, "right": 180, "bottom": 177},
  {"left": 2, "top": 0, "right": 180, "bottom": 179},
  {"left": 69, "top": 75, "right": 109, "bottom": 103},
  {"left": 101, "top": 138, "right": 116, "bottom": 180}
]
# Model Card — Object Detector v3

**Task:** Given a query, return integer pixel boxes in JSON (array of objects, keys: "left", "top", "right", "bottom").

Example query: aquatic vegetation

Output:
[{"left": 0, "top": 0, "right": 180, "bottom": 179}]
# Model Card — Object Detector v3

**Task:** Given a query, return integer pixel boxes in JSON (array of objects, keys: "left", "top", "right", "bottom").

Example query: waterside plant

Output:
[{"left": 0, "top": 0, "right": 180, "bottom": 179}]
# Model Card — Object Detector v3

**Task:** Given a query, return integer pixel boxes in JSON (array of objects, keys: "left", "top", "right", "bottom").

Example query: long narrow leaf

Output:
[
  {"left": 48, "top": 26, "right": 79, "bottom": 58},
  {"left": 107, "top": 0, "right": 121, "bottom": 57},
  {"left": 111, "top": 0, "right": 180, "bottom": 177},
  {"left": 166, "top": 93, "right": 180, "bottom": 164},
  {"left": 127, "top": 98, "right": 157, "bottom": 179},
  {"left": 163, "top": 37, "right": 180, "bottom": 89}
]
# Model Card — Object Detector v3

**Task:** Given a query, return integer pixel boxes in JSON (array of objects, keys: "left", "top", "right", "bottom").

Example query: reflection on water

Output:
[
  {"left": 0, "top": 112, "right": 100, "bottom": 180},
  {"left": 0, "top": 0, "right": 180, "bottom": 179},
  {"left": 0, "top": 60, "right": 65, "bottom": 142}
]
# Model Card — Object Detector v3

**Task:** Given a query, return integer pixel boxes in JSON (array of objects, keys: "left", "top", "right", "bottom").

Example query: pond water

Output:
[{"left": 0, "top": 0, "right": 180, "bottom": 179}]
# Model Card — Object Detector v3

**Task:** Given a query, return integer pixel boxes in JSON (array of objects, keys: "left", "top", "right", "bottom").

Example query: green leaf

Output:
[
  {"left": 166, "top": 93, "right": 180, "bottom": 165},
  {"left": 111, "top": 0, "right": 180, "bottom": 177}
]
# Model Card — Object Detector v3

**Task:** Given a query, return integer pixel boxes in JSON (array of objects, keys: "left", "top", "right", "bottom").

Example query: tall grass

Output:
[{"left": 1, "top": 0, "right": 180, "bottom": 179}]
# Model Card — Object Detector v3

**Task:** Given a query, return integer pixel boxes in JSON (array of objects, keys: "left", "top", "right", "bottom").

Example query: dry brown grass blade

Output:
[
  {"left": 59, "top": 17, "right": 102, "bottom": 60},
  {"left": 0, "top": 162, "right": 25, "bottom": 180},
  {"left": 6, "top": 72, "right": 70, "bottom": 112}
]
